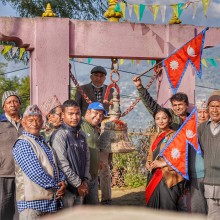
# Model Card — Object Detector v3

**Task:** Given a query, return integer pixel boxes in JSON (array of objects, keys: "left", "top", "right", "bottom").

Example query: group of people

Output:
[
  {"left": 133, "top": 76, "right": 220, "bottom": 220},
  {"left": 0, "top": 66, "right": 112, "bottom": 220},
  {"left": 0, "top": 64, "right": 219, "bottom": 220}
]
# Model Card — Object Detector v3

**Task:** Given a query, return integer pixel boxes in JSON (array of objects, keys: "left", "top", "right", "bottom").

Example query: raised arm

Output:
[{"left": 133, "top": 77, "right": 161, "bottom": 116}]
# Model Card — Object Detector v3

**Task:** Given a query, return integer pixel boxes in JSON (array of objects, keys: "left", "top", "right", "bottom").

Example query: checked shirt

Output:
[{"left": 13, "top": 131, "right": 65, "bottom": 213}]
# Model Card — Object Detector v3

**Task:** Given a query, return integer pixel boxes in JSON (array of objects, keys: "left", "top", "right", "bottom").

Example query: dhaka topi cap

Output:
[
  {"left": 87, "top": 102, "right": 107, "bottom": 116},
  {"left": 2, "top": 91, "right": 21, "bottom": 107},
  {"left": 40, "top": 95, "right": 61, "bottom": 117},
  {"left": 196, "top": 99, "right": 208, "bottom": 110},
  {"left": 91, "top": 66, "right": 107, "bottom": 76},
  {"left": 23, "top": 105, "right": 42, "bottom": 117},
  {"left": 207, "top": 90, "right": 220, "bottom": 105}
]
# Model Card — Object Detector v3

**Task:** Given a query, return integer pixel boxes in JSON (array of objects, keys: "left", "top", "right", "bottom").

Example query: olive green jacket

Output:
[
  {"left": 138, "top": 86, "right": 184, "bottom": 131},
  {"left": 81, "top": 118, "right": 100, "bottom": 179}
]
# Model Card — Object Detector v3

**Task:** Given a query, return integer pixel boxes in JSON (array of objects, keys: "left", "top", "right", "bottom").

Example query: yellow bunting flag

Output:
[
  {"left": 202, "top": 0, "right": 210, "bottom": 16},
  {"left": 152, "top": 4, "right": 160, "bottom": 21},
  {"left": 120, "top": 2, "right": 126, "bottom": 18},
  {"left": 120, "top": 59, "right": 125, "bottom": 65},
  {"left": 19, "top": 48, "right": 25, "bottom": 60},
  {"left": 201, "top": 58, "right": 208, "bottom": 67},
  {"left": 147, "top": 60, "right": 150, "bottom": 64},
  {"left": 2, "top": 45, "right": 12, "bottom": 55},
  {"left": 171, "top": 4, "right": 178, "bottom": 17},
  {"left": 131, "top": 60, "right": 134, "bottom": 64},
  {"left": 133, "top": 4, "right": 140, "bottom": 21}
]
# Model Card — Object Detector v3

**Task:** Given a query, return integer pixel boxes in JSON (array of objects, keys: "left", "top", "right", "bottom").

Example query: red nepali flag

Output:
[
  {"left": 163, "top": 27, "right": 208, "bottom": 94},
  {"left": 159, "top": 108, "right": 201, "bottom": 180}
]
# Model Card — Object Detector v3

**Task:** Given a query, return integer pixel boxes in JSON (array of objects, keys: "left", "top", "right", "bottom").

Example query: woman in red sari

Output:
[{"left": 146, "top": 108, "right": 184, "bottom": 210}]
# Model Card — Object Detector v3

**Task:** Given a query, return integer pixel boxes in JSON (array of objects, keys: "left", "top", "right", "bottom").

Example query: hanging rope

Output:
[{"left": 69, "top": 63, "right": 92, "bottom": 104}]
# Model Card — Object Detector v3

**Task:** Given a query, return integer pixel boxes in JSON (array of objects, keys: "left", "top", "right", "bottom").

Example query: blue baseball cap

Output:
[{"left": 87, "top": 102, "right": 108, "bottom": 116}]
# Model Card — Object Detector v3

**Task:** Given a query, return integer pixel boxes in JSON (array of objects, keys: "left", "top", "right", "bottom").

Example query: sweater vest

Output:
[{"left": 198, "top": 123, "right": 220, "bottom": 185}]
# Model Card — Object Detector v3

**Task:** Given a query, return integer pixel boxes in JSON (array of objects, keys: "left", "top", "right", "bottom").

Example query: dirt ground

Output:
[{"left": 100, "top": 185, "right": 146, "bottom": 206}]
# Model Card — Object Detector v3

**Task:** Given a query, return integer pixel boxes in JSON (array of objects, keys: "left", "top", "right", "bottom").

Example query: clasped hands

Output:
[
  {"left": 56, "top": 181, "right": 66, "bottom": 200},
  {"left": 146, "top": 160, "right": 167, "bottom": 172}
]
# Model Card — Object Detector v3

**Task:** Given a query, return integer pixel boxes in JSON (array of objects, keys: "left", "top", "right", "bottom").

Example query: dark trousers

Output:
[{"left": 0, "top": 177, "right": 16, "bottom": 220}]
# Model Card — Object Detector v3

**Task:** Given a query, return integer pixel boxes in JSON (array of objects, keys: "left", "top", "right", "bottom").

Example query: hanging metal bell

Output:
[{"left": 99, "top": 91, "right": 135, "bottom": 153}]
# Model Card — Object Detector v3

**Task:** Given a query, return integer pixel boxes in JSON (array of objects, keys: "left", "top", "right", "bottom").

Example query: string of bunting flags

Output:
[
  {"left": 73, "top": 56, "right": 219, "bottom": 68},
  {"left": 0, "top": 43, "right": 29, "bottom": 64},
  {"left": 118, "top": 0, "right": 212, "bottom": 22}
]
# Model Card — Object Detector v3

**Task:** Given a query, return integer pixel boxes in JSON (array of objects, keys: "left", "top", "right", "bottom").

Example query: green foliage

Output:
[
  {"left": 112, "top": 133, "right": 152, "bottom": 188},
  {"left": 17, "top": 76, "right": 30, "bottom": 113},
  {"left": 113, "top": 152, "right": 146, "bottom": 188},
  {"left": 1, "top": 0, "right": 108, "bottom": 20},
  {"left": 0, "top": 62, "right": 30, "bottom": 114}
]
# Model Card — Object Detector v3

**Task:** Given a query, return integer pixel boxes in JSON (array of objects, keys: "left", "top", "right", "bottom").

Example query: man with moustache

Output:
[
  {"left": 13, "top": 105, "right": 66, "bottom": 220},
  {"left": 81, "top": 102, "right": 107, "bottom": 204},
  {"left": 75, "top": 66, "right": 109, "bottom": 116},
  {"left": 75, "top": 66, "right": 113, "bottom": 205},
  {"left": 51, "top": 100, "right": 90, "bottom": 206},
  {"left": 198, "top": 90, "right": 220, "bottom": 220}
]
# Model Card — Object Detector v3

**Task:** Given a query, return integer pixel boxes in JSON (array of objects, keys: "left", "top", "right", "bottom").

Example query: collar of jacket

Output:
[
  {"left": 0, "top": 113, "right": 23, "bottom": 122},
  {"left": 0, "top": 113, "right": 8, "bottom": 122},
  {"left": 61, "top": 120, "right": 82, "bottom": 133},
  {"left": 82, "top": 117, "right": 96, "bottom": 128}
]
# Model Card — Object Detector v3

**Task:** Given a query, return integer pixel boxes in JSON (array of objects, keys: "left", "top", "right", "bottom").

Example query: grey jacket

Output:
[
  {"left": 0, "top": 114, "right": 23, "bottom": 177},
  {"left": 51, "top": 122, "right": 90, "bottom": 191}
]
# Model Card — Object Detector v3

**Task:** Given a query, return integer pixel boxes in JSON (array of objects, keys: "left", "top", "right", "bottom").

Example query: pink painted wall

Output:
[
  {"left": 30, "top": 18, "right": 69, "bottom": 105},
  {"left": 0, "top": 17, "right": 220, "bottom": 107}
]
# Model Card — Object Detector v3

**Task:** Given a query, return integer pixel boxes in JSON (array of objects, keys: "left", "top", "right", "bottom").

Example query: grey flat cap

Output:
[{"left": 91, "top": 66, "right": 107, "bottom": 76}]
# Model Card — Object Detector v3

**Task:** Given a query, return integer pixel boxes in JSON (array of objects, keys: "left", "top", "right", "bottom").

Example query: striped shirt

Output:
[{"left": 13, "top": 131, "right": 65, "bottom": 213}]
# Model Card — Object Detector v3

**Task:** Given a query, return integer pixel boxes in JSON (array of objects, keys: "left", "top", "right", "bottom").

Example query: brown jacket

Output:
[
  {"left": 147, "top": 130, "right": 184, "bottom": 188},
  {"left": 74, "top": 83, "right": 113, "bottom": 116}
]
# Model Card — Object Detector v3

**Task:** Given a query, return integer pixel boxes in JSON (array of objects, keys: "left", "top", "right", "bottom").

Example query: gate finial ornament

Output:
[{"left": 42, "top": 3, "right": 56, "bottom": 17}]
